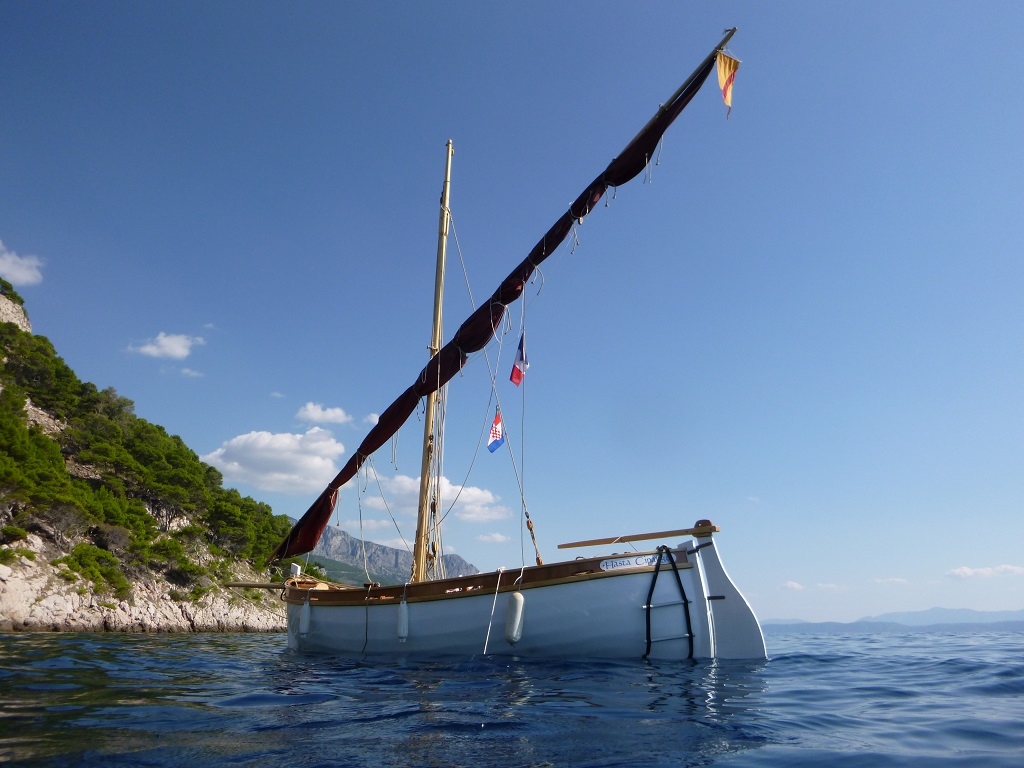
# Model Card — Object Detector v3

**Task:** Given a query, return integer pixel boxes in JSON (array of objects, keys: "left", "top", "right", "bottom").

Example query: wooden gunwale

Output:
[{"left": 282, "top": 547, "right": 692, "bottom": 607}]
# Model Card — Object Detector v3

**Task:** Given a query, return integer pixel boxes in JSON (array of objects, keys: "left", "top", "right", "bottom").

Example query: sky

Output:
[{"left": 2, "top": 1, "right": 1023, "bottom": 623}]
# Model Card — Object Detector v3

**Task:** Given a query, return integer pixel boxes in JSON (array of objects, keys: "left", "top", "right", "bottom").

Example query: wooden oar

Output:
[{"left": 557, "top": 521, "right": 720, "bottom": 550}]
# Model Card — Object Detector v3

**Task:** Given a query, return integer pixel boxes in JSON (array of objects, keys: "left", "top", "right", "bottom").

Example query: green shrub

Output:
[
  {"left": 54, "top": 543, "right": 131, "bottom": 599},
  {"left": 1, "top": 277, "right": 25, "bottom": 306},
  {"left": 187, "top": 584, "right": 213, "bottom": 602},
  {"left": 1, "top": 525, "right": 28, "bottom": 543},
  {"left": 150, "top": 536, "right": 186, "bottom": 565}
]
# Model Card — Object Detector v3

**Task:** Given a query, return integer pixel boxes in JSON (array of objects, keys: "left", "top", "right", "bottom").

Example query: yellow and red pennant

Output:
[{"left": 716, "top": 52, "right": 740, "bottom": 118}]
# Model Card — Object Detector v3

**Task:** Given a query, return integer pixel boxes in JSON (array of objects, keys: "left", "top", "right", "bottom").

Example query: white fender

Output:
[
  {"left": 504, "top": 591, "right": 525, "bottom": 645},
  {"left": 398, "top": 598, "right": 409, "bottom": 642}
]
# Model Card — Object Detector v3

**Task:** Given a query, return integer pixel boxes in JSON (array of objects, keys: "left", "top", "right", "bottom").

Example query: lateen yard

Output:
[{"left": 273, "top": 29, "right": 765, "bottom": 661}]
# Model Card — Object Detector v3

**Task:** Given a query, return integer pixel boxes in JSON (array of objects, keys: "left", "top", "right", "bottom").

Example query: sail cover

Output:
[{"left": 271, "top": 36, "right": 730, "bottom": 562}]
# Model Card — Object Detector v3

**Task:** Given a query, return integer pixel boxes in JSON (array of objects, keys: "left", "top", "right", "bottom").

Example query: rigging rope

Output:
[
  {"left": 366, "top": 458, "right": 412, "bottom": 555},
  {"left": 511, "top": 291, "right": 542, "bottom": 567},
  {"left": 482, "top": 567, "right": 504, "bottom": 655},
  {"left": 447, "top": 214, "right": 545, "bottom": 567},
  {"left": 427, "top": 378, "right": 448, "bottom": 580},
  {"left": 355, "top": 469, "right": 370, "bottom": 583}
]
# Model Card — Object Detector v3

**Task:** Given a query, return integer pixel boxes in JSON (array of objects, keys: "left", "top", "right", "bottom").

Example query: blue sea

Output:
[{"left": 1, "top": 630, "right": 1022, "bottom": 767}]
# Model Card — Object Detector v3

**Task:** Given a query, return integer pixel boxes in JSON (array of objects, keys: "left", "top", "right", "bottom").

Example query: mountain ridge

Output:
[
  {"left": 854, "top": 607, "right": 1024, "bottom": 625},
  {"left": 309, "top": 525, "right": 478, "bottom": 585},
  {"left": 764, "top": 607, "right": 1024, "bottom": 634}
]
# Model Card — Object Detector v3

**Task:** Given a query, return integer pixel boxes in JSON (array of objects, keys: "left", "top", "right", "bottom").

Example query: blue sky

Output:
[{"left": 2, "top": 2, "right": 1023, "bottom": 622}]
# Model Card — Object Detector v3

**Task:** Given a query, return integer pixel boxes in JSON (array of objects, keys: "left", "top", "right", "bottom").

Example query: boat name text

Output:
[{"left": 599, "top": 554, "right": 672, "bottom": 572}]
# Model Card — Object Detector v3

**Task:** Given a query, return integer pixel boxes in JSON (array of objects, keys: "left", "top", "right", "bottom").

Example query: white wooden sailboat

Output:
[{"left": 274, "top": 30, "right": 766, "bottom": 660}]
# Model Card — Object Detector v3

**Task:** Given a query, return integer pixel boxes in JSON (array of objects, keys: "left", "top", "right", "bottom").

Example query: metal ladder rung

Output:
[
  {"left": 650, "top": 633, "right": 693, "bottom": 643},
  {"left": 643, "top": 599, "right": 689, "bottom": 609}
]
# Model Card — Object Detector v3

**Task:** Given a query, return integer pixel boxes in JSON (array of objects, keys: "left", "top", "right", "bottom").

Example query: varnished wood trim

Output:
[{"left": 283, "top": 548, "right": 692, "bottom": 607}]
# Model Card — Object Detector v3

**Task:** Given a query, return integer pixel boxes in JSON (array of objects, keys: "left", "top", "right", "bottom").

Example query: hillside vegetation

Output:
[{"left": 0, "top": 279, "right": 301, "bottom": 604}]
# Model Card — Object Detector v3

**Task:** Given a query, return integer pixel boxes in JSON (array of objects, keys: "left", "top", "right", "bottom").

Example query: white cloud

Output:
[
  {"left": 362, "top": 474, "right": 419, "bottom": 514},
  {"left": 783, "top": 581, "right": 805, "bottom": 591},
  {"left": 0, "top": 241, "right": 44, "bottom": 285},
  {"left": 271, "top": 391, "right": 286, "bottom": 399},
  {"left": 201, "top": 427, "right": 345, "bottom": 494},
  {"left": 296, "top": 402, "right": 353, "bottom": 424},
  {"left": 450, "top": 483, "right": 511, "bottom": 522},
  {"left": 476, "top": 533, "right": 511, "bottom": 544},
  {"left": 180, "top": 368, "right": 203, "bottom": 378},
  {"left": 875, "top": 577, "right": 909, "bottom": 585},
  {"left": 365, "top": 413, "right": 380, "bottom": 425},
  {"left": 947, "top": 564, "right": 1024, "bottom": 579},
  {"left": 130, "top": 332, "right": 205, "bottom": 360},
  {"left": 359, "top": 473, "right": 511, "bottom": 523}
]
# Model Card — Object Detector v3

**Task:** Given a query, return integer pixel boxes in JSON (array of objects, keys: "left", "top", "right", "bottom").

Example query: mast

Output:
[{"left": 411, "top": 139, "right": 454, "bottom": 583}]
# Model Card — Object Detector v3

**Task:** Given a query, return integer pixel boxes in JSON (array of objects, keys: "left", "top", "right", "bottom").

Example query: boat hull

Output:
[{"left": 283, "top": 531, "right": 765, "bottom": 660}]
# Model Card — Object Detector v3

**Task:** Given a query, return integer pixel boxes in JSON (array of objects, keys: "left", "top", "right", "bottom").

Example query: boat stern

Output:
[{"left": 688, "top": 522, "right": 766, "bottom": 659}]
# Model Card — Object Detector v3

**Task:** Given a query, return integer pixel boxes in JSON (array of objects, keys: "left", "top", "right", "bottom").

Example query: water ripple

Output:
[{"left": 0, "top": 631, "right": 1022, "bottom": 766}]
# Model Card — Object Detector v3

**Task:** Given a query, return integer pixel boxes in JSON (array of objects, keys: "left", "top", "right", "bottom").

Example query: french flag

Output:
[
  {"left": 510, "top": 333, "right": 528, "bottom": 386},
  {"left": 487, "top": 410, "right": 505, "bottom": 453}
]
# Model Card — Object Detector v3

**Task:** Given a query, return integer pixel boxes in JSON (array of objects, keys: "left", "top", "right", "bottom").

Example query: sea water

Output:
[{"left": 1, "top": 630, "right": 1021, "bottom": 767}]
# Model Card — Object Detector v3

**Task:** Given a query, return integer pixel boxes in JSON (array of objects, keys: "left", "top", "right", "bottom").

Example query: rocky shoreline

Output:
[{"left": 0, "top": 533, "right": 286, "bottom": 633}]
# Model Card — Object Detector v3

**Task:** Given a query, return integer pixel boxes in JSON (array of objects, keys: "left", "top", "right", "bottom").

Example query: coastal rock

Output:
[
  {"left": 0, "top": 534, "right": 286, "bottom": 634},
  {"left": 25, "top": 397, "right": 66, "bottom": 436},
  {"left": 0, "top": 294, "right": 31, "bottom": 333}
]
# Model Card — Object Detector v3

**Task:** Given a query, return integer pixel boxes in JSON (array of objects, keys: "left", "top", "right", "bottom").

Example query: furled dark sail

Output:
[{"left": 271, "top": 31, "right": 735, "bottom": 562}]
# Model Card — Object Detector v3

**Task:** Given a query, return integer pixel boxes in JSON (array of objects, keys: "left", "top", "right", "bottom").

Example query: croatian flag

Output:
[
  {"left": 510, "top": 333, "right": 528, "bottom": 386},
  {"left": 487, "top": 410, "right": 505, "bottom": 453}
]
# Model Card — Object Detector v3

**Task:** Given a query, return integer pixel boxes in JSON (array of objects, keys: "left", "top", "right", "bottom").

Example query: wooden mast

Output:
[{"left": 411, "top": 139, "right": 454, "bottom": 583}]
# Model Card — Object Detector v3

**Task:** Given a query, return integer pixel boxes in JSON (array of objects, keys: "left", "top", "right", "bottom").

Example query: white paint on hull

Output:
[{"left": 286, "top": 537, "right": 766, "bottom": 660}]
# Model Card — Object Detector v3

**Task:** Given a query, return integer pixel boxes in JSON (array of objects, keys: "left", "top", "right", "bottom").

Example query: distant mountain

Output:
[
  {"left": 763, "top": 607, "right": 1024, "bottom": 635},
  {"left": 308, "top": 525, "right": 478, "bottom": 586},
  {"left": 764, "top": 620, "right": 1024, "bottom": 636},
  {"left": 855, "top": 607, "right": 1024, "bottom": 626}
]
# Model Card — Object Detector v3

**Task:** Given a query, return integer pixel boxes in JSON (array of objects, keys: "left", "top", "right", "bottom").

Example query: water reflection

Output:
[{"left": 372, "top": 656, "right": 773, "bottom": 767}]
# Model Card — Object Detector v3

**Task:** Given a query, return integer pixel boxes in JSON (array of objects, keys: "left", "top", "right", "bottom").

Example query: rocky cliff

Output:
[
  {"left": 0, "top": 532, "right": 285, "bottom": 633},
  {"left": 0, "top": 293, "right": 31, "bottom": 333}
]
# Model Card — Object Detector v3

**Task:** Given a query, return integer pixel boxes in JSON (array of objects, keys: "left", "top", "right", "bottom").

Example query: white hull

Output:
[{"left": 284, "top": 530, "right": 765, "bottom": 660}]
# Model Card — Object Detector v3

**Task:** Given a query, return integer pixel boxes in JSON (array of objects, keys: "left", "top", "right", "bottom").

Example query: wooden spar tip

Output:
[
  {"left": 222, "top": 582, "right": 286, "bottom": 590},
  {"left": 556, "top": 520, "right": 720, "bottom": 550}
]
